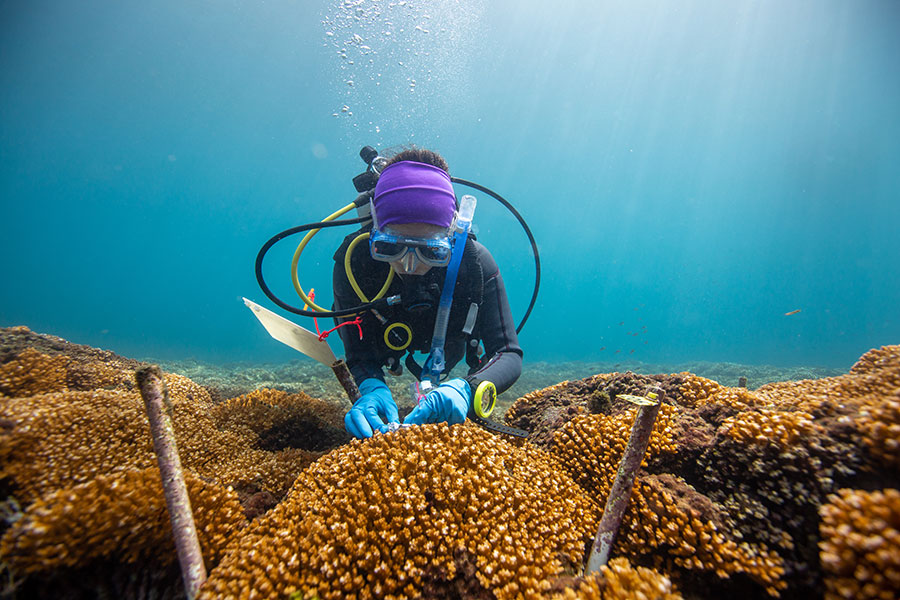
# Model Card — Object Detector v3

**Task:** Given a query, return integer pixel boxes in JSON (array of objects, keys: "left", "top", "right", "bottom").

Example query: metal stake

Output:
[{"left": 135, "top": 366, "right": 207, "bottom": 599}]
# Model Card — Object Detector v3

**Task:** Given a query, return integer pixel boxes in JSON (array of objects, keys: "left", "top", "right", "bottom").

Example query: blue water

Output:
[{"left": 2, "top": 0, "right": 898, "bottom": 369}]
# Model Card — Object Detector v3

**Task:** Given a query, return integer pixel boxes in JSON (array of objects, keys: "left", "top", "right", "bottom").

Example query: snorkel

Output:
[{"left": 419, "top": 194, "right": 476, "bottom": 388}]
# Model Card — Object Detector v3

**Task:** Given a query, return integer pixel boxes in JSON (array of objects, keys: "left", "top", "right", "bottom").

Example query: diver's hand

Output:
[
  {"left": 345, "top": 378, "right": 399, "bottom": 438},
  {"left": 404, "top": 378, "right": 470, "bottom": 426}
]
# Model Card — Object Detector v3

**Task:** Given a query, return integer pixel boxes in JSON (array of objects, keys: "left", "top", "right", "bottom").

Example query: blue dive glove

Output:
[
  {"left": 404, "top": 378, "right": 471, "bottom": 426},
  {"left": 345, "top": 378, "right": 399, "bottom": 438}
]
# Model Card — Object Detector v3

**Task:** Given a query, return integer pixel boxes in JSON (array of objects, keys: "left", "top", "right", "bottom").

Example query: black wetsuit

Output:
[{"left": 332, "top": 230, "right": 522, "bottom": 396}]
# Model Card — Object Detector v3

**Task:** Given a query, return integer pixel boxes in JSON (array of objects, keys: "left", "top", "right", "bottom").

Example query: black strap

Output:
[
  {"left": 471, "top": 415, "right": 529, "bottom": 438},
  {"left": 405, "top": 352, "right": 423, "bottom": 380}
]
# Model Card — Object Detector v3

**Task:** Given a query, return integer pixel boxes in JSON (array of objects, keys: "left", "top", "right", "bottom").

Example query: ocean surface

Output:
[{"left": 2, "top": 0, "right": 898, "bottom": 374}]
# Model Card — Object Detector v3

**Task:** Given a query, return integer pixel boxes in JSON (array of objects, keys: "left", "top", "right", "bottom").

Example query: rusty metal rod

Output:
[
  {"left": 585, "top": 386, "right": 664, "bottom": 574},
  {"left": 135, "top": 366, "right": 207, "bottom": 599},
  {"left": 332, "top": 358, "right": 360, "bottom": 402}
]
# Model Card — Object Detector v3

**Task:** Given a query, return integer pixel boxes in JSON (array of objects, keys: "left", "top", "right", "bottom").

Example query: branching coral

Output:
[
  {"left": 1, "top": 384, "right": 319, "bottom": 504},
  {"left": 0, "top": 348, "right": 69, "bottom": 397},
  {"left": 199, "top": 423, "right": 599, "bottom": 600},
  {"left": 721, "top": 409, "right": 818, "bottom": 448},
  {"left": 677, "top": 375, "right": 722, "bottom": 408},
  {"left": 3, "top": 329, "right": 898, "bottom": 599},
  {"left": 677, "top": 375, "right": 769, "bottom": 411},
  {"left": 550, "top": 405, "right": 678, "bottom": 504},
  {"left": 819, "top": 488, "right": 900, "bottom": 600},
  {"left": 619, "top": 475, "right": 786, "bottom": 596},
  {"left": 755, "top": 345, "right": 900, "bottom": 414},
  {"left": 0, "top": 347, "right": 136, "bottom": 398},
  {"left": 548, "top": 557, "right": 682, "bottom": 600},
  {"left": 0, "top": 389, "right": 157, "bottom": 501},
  {"left": 549, "top": 405, "right": 786, "bottom": 596},
  {"left": 0, "top": 467, "right": 246, "bottom": 575},
  {"left": 212, "top": 388, "right": 349, "bottom": 451},
  {"left": 856, "top": 391, "right": 900, "bottom": 469}
]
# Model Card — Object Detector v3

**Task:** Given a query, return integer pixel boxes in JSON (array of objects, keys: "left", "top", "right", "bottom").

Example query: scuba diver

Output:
[
  {"left": 254, "top": 143, "right": 539, "bottom": 439},
  {"left": 335, "top": 148, "right": 523, "bottom": 438}
]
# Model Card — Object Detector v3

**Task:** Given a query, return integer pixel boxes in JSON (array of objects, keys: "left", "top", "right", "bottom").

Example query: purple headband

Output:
[{"left": 373, "top": 161, "right": 456, "bottom": 228}]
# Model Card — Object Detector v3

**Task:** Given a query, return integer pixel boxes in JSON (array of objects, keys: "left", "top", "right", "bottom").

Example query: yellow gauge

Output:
[
  {"left": 383, "top": 322, "right": 412, "bottom": 351},
  {"left": 473, "top": 381, "right": 497, "bottom": 418}
]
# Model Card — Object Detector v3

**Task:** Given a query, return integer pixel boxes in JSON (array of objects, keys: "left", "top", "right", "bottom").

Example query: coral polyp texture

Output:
[
  {"left": 1, "top": 327, "right": 899, "bottom": 599},
  {"left": 551, "top": 405, "right": 679, "bottom": 502},
  {"left": 505, "top": 346, "right": 900, "bottom": 598},
  {"left": 199, "top": 423, "right": 599, "bottom": 600},
  {"left": 0, "top": 466, "right": 246, "bottom": 574},
  {"left": 546, "top": 557, "right": 682, "bottom": 600},
  {"left": 818, "top": 487, "right": 900, "bottom": 600},
  {"left": 211, "top": 387, "right": 350, "bottom": 451}
]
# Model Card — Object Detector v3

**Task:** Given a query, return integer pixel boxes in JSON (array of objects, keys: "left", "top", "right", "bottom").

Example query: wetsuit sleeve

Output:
[
  {"left": 464, "top": 243, "right": 523, "bottom": 395},
  {"left": 332, "top": 246, "right": 386, "bottom": 386}
]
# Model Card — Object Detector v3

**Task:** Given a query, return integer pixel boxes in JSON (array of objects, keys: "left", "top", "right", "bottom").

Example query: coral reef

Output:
[
  {"left": 199, "top": 423, "right": 599, "bottom": 600},
  {"left": 1, "top": 388, "right": 158, "bottom": 500},
  {"left": 0, "top": 374, "right": 333, "bottom": 505},
  {"left": 819, "top": 487, "right": 900, "bottom": 600},
  {"left": 211, "top": 388, "right": 350, "bottom": 451},
  {"left": 550, "top": 408, "right": 784, "bottom": 596},
  {"left": 153, "top": 352, "right": 845, "bottom": 421},
  {"left": 547, "top": 557, "right": 681, "bottom": 599},
  {"left": 0, "top": 327, "right": 897, "bottom": 600},
  {"left": 1, "top": 466, "right": 245, "bottom": 574},
  {"left": 505, "top": 371, "right": 684, "bottom": 449},
  {"left": 551, "top": 405, "right": 679, "bottom": 502},
  {"left": 505, "top": 345, "right": 900, "bottom": 598},
  {"left": 620, "top": 475, "right": 785, "bottom": 596},
  {"left": 0, "top": 328, "right": 350, "bottom": 598}
]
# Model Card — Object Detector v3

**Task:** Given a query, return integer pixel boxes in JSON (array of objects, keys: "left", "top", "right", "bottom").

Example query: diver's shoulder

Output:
[{"left": 470, "top": 239, "right": 499, "bottom": 274}]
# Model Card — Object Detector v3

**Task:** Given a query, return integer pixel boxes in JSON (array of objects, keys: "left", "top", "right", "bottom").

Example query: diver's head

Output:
[{"left": 370, "top": 150, "right": 456, "bottom": 276}]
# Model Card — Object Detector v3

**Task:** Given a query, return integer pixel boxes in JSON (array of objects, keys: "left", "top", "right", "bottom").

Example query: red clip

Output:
[{"left": 317, "top": 316, "right": 363, "bottom": 342}]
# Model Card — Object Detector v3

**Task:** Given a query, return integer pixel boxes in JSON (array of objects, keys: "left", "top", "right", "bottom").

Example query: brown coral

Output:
[
  {"left": 856, "top": 391, "right": 900, "bottom": 469},
  {"left": 548, "top": 557, "right": 682, "bottom": 600},
  {"left": 212, "top": 387, "right": 349, "bottom": 451},
  {"left": 619, "top": 475, "right": 786, "bottom": 596},
  {"left": 0, "top": 348, "right": 69, "bottom": 397},
  {"left": 549, "top": 396, "right": 788, "bottom": 596},
  {"left": 0, "top": 346, "right": 137, "bottom": 398},
  {"left": 0, "top": 466, "right": 246, "bottom": 575},
  {"left": 721, "top": 409, "right": 818, "bottom": 447},
  {"left": 506, "top": 373, "right": 685, "bottom": 450},
  {"left": 0, "top": 380, "right": 319, "bottom": 504},
  {"left": 199, "top": 423, "right": 599, "bottom": 600},
  {"left": 819, "top": 488, "right": 900, "bottom": 600},
  {"left": 551, "top": 405, "right": 679, "bottom": 503},
  {"left": 677, "top": 375, "right": 723, "bottom": 407},
  {"left": 678, "top": 375, "right": 770, "bottom": 411},
  {"left": 0, "top": 389, "right": 157, "bottom": 500}
]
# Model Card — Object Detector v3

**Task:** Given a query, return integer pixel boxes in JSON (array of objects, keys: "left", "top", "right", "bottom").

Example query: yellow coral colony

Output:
[
  {"left": 551, "top": 406, "right": 678, "bottom": 503},
  {"left": 0, "top": 467, "right": 246, "bottom": 574},
  {"left": 3, "top": 338, "right": 900, "bottom": 599},
  {"left": 547, "top": 557, "right": 682, "bottom": 600},
  {"left": 199, "top": 423, "right": 599, "bottom": 600},
  {"left": 551, "top": 404, "right": 786, "bottom": 596},
  {"left": 819, "top": 488, "right": 900, "bottom": 600}
]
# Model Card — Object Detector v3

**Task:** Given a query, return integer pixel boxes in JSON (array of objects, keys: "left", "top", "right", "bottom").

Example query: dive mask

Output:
[{"left": 369, "top": 228, "right": 453, "bottom": 267}]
